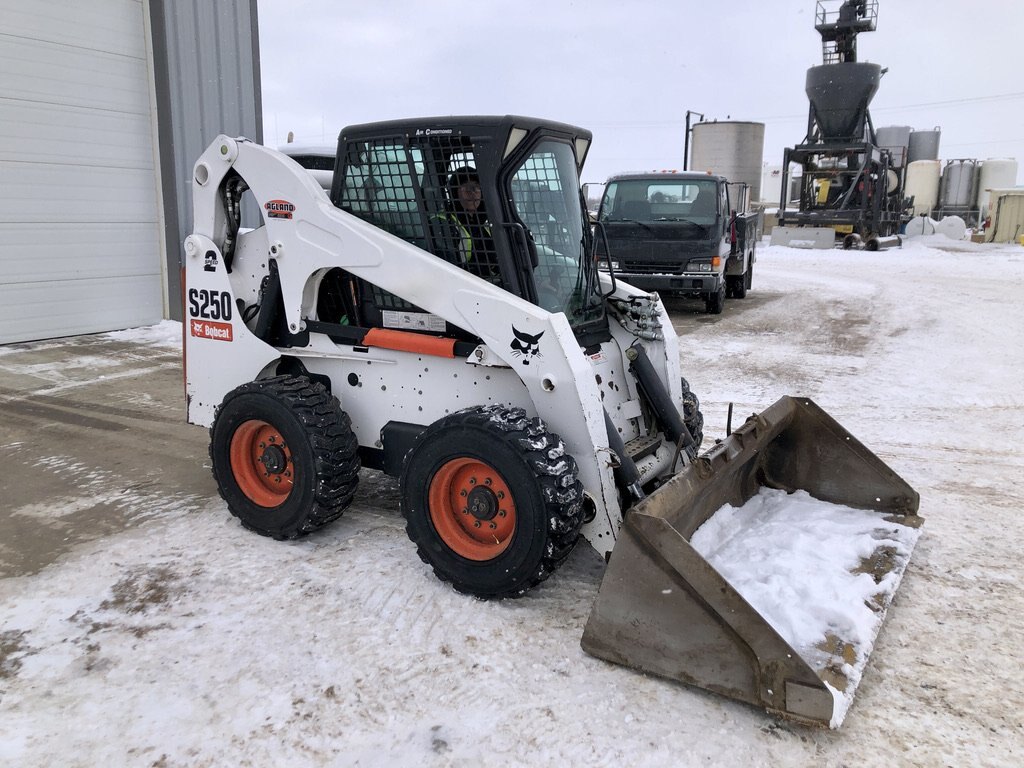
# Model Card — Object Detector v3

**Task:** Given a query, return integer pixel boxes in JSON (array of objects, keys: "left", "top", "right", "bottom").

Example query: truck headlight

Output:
[
  {"left": 686, "top": 262, "right": 711, "bottom": 272},
  {"left": 609, "top": 261, "right": 620, "bottom": 270}
]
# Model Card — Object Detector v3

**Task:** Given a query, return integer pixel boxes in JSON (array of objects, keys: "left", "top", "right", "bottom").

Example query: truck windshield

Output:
[
  {"left": 600, "top": 179, "right": 720, "bottom": 226},
  {"left": 509, "top": 140, "right": 603, "bottom": 326}
]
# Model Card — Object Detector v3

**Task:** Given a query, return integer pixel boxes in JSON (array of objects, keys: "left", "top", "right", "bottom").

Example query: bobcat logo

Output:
[{"left": 510, "top": 326, "right": 544, "bottom": 365}]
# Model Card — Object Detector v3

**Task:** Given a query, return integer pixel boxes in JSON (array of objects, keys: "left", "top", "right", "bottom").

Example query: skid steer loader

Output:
[{"left": 184, "top": 116, "right": 922, "bottom": 727}]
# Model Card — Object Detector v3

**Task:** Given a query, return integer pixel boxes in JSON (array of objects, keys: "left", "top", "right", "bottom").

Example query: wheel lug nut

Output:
[
  {"left": 460, "top": 489, "right": 467, "bottom": 497},
  {"left": 497, "top": 491, "right": 505, "bottom": 499},
  {"left": 498, "top": 510, "right": 506, "bottom": 517},
  {"left": 484, "top": 477, "right": 492, "bottom": 486},
  {"left": 473, "top": 520, "right": 481, "bottom": 528},
  {"left": 469, "top": 477, "right": 476, "bottom": 485},
  {"left": 489, "top": 522, "right": 497, "bottom": 529}
]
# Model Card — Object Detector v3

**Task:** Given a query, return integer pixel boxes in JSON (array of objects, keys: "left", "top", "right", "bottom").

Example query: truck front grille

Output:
[{"left": 623, "top": 261, "right": 685, "bottom": 275}]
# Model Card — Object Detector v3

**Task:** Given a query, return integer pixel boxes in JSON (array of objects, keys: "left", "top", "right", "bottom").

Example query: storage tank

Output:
[
  {"left": 904, "top": 160, "right": 941, "bottom": 216},
  {"left": 904, "top": 216, "right": 938, "bottom": 237},
  {"left": 908, "top": 127, "right": 941, "bottom": 162},
  {"left": 976, "top": 158, "right": 1019, "bottom": 219},
  {"left": 875, "top": 125, "right": 912, "bottom": 167},
  {"left": 939, "top": 160, "right": 978, "bottom": 211},
  {"left": 936, "top": 215, "right": 968, "bottom": 241},
  {"left": 690, "top": 120, "right": 766, "bottom": 203}
]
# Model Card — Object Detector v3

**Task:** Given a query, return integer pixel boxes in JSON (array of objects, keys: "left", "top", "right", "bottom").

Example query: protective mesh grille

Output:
[{"left": 335, "top": 134, "right": 503, "bottom": 316}]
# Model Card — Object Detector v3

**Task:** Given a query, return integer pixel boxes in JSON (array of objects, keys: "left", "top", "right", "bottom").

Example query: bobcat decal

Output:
[{"left": 510, "top": 326, "right": 544, "bottom": 365}]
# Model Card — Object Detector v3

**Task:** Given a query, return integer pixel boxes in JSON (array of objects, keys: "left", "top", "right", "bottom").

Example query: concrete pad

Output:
[{"left": 0, "top": 329, "right": 211, "bottom": 577}]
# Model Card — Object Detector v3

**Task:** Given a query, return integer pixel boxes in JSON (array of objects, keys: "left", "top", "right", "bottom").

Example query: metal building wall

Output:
[{"left": 149, "top": 0, "right": 262, "bottom": 320}]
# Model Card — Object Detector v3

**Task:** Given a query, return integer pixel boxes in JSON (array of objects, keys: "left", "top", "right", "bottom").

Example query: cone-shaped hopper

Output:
[{"left": 806, "top": 62, "right": 881, "bottom": 141}]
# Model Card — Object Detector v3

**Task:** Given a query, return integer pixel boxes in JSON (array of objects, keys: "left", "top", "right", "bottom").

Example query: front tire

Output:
[
  {"left": 210, "top": 375, "right": 360, "bottom": 539},
  {"left": 401, "top": 405, "right": 584, "bottom": 598},
  {"left": 680, "top": 377, "right": 705, "bottom": 459},
  {"left": 705, "top": 284, "right": 725, "bottom": 314},
  {"left": 731, "top": 267, "right": 748, "bottom": 298}
]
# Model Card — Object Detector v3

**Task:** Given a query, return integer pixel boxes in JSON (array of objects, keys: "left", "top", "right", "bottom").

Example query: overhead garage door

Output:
[{"left": 0, "top": 0, "right": 164, "bottom": 344}]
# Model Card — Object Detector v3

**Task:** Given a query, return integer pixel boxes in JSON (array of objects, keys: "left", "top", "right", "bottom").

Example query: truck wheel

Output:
[
  {"left": 744, "top": 262, "right": 753, "bottom": 292},
  {"left": 210, "top": 375, "right": 360, "bottom": 539},
  {"left": 680, "top": 377, "right": 705, "bottom": 459},
  {"left": 732, "top": 270, "right": 748, "bottom": 299},
  {"left": 705, "top": 285, "right": 725, "bottom": 314},
  {"left": 400, "top": 404, "right": 584, "bottom": 599}
]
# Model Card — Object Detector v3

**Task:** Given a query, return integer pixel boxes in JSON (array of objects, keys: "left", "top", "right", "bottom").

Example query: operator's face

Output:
[{"left": 457, "top": 181, "right": 481, "bottom": 211}]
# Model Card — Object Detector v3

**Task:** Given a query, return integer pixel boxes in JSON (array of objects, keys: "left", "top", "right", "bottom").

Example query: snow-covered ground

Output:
[{"left": 2, "top": 239, "right": 1023, "bottom": 766}]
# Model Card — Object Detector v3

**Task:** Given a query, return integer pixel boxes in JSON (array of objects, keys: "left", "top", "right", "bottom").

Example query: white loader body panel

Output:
[{"left": 185, "top": 136, "right": 683, "bottom": 554}]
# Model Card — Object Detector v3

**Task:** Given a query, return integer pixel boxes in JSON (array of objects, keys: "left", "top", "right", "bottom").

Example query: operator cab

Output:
[{"left": 322, "top": 115, "right": 608, "bottom": 347}]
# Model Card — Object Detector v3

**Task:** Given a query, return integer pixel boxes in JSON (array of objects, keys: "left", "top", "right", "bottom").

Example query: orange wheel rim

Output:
[
  {"left": 428, "top": 457, "right": 516, "bottom": 561},
  {"left": 229, "top": 419, "right": 294, "bottom": 507}
]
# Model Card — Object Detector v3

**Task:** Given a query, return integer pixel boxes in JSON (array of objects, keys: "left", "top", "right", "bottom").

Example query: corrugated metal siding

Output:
[
  {"left": 0, "top": 0, "right": 164, "bottom": 344},
  {"left": 988, "top": 193, "right": 1024, "bottom": 243},
  {"left": 150, "top": 0, "right": 262, "bottom": 320}
]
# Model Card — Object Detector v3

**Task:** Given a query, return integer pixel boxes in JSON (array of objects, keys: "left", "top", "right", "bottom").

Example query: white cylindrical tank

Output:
[
  {"left": 936, "top": 215, "right": 968, "bottom": 241},
  {"left": 975, "top": 158, "right": 1019, "bottom": 219},
  {"left": 904, "top": 160, "right": 941, "bottom": 216},
  {"left": 940, "top": 160, "right": 978, "bottom": 210},
  {"left": 908, "top": 127, "right": 941, "bottom": 162},
  {"left": 904, "top": 216, "right": 938, "bottom": 237},
  {"left": 875, "top": 125, "right": 912, "bottom": 167},
  {"left": 690, "top": 121, "right": 766, "bottom": 204}
]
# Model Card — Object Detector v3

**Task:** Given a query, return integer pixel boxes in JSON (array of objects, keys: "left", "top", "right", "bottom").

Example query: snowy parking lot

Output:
[{"left": 2, "top": 238, "right": 1022, "bottom": 766}]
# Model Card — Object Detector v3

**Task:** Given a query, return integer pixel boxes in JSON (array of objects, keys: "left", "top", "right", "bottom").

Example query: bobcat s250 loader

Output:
[{"left": 183, "top": 117, "right": 921, "bottom": 727}]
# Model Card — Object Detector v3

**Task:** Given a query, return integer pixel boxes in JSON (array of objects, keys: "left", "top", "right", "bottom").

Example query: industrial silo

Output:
[
  {"left": 976, "top": 158, "right": 1019, "bottom": 219},
  {"left": 939, "top": 159, "right": 978, "bottom": 213},
  {"left": 908, "top": 127, "right": 941, "bottom": 162},
  {"left": 690, "top": 120, "right": 766, "bottom": 204},
  {"left": 875, "top": 125, "right": 912, "bottom": 167}
]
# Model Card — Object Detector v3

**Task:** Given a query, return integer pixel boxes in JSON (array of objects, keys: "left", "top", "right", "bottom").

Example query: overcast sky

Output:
[{"left": 257, "top": 0, "right": 1024, "bottom": 186}]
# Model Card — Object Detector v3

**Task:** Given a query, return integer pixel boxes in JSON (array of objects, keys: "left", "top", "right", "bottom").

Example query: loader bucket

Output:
[{"left": 581, "top": 396, "right": 922, "bottom": 728}]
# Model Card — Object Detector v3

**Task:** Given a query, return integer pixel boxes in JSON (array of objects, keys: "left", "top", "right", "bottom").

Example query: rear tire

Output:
[
  {"left": 210, "top": 375, "right": 360, "bottom": 539},
  {"left": 401, "top": 404, "right": 584, "bottom": 598}
]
